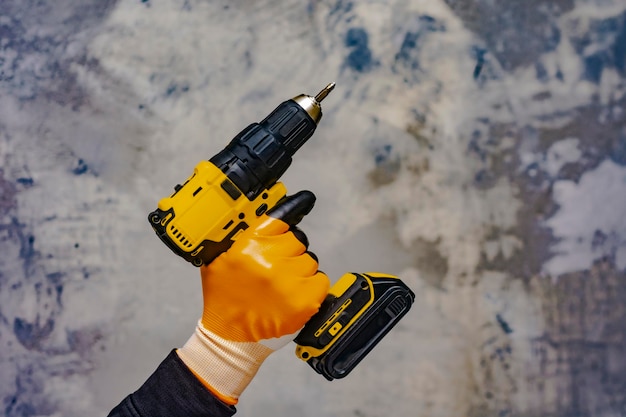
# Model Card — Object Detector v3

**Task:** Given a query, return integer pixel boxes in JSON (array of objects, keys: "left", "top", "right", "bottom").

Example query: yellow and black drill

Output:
[{"left": 148, "top": 84, "right": 414, "bottom": 380}]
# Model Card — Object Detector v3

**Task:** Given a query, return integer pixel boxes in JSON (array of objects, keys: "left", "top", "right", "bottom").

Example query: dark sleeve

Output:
[{"left": 107, "top": 350, "right": 236, "bottom": 417}]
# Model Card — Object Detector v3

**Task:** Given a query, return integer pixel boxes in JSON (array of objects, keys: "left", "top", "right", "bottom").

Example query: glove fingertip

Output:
[
  {"left": 314, "top": 271, "right": 331, "bottom": 297},
  {"left": 291, "top": 227, "right": 310, "bottom": 248}
]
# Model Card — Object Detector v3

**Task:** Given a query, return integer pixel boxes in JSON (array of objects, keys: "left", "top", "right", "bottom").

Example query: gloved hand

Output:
[{"left": 176, "top": 191, "right": 330, "bottom": 405}]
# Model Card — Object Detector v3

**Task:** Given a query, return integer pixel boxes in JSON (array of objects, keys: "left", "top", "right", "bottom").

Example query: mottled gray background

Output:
[{"left": 1, "top": 0, "right": 626, "bottom": 416}]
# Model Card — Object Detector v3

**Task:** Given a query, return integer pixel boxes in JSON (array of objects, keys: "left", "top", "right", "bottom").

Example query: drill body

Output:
[
  {"left": 148, "top": 84, "right": 334, "bottom": 267},
  {"left": 148, "top": 84, "right": 415, "bottom": 380}
]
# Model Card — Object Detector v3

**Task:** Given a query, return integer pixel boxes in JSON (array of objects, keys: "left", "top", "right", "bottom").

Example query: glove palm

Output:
[{"left": 177, "top": 192, "right": 329, "bottom": 405}]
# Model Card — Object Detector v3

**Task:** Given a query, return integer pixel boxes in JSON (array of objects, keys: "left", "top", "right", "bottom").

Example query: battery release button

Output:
[{"left": 328, "top": 322, "right": 342, "bottom": 336}]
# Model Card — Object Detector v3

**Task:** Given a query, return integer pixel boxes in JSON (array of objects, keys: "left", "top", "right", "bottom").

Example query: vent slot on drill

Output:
[{"left": 170, "top": 225, "right": 193, "bottom": 248}]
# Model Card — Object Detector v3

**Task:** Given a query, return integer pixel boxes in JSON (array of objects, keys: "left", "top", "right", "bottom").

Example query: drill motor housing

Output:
[{"left": 148, "top": 91, "right": 325, "bottom": 266}]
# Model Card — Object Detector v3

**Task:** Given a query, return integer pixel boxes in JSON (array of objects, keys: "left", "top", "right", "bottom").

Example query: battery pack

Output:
[{"left": 294, "top": 272, "right": 414, "bottom": 380}]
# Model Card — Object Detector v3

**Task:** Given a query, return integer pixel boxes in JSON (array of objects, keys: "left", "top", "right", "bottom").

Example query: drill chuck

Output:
[
  {"left": 293, "top": 82, "right": 335, "bottom": 124},
  {"left": 209, "top": 83, "right": 335, "bottom": 200}
]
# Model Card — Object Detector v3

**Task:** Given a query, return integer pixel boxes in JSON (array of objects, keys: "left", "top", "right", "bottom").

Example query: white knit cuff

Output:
[{"left": 177, "top": 321, "right": 273, "bottom": 402}]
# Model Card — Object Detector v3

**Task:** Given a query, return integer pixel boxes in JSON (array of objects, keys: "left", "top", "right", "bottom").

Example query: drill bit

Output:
[{"left": 315, "top": 82, "right": 335, "bottom": 103}]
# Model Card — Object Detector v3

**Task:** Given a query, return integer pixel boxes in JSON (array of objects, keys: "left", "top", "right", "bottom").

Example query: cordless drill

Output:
[{"left": 148, "top": 84, "right": 414, "bottom": 380}]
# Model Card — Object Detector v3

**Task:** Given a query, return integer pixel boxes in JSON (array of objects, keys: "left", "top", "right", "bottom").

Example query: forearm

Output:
[{"left": 107, "top": 350, "right": 236, "bottom": 417}]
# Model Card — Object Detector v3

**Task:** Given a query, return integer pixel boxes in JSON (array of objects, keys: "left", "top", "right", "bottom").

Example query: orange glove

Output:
[{"left": 177, "top": 191, "right": 330, "bottom": 405}]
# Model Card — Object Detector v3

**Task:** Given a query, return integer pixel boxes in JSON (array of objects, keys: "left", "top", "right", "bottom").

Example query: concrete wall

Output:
[{"left": 1, "top": 1, "right": 626, "bottom": 416}]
